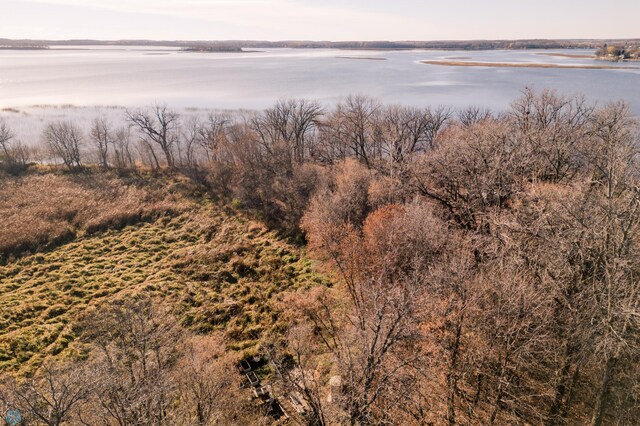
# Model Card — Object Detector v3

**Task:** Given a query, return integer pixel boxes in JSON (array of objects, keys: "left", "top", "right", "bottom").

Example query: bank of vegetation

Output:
[
  {"left": 1, "top": 88, "right": 640, "bottom": 425},
  {"left": 595, "top": 43, "right": 640, "bottom": 61}
]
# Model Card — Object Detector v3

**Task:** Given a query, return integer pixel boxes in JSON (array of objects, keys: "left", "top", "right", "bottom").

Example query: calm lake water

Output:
[
  {"left": 1, "top": 46, "right": 639, "bottom": 141},
  {"left": 2, "top": 46, "right": 640, "bottom": 109}
]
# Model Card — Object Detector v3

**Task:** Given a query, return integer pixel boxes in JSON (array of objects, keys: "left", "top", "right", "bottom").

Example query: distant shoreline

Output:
[
  {"left": 421, "top": 60, "right": 640, "bottom": 70},
  {"left": 537, "top": 52, "right": 594, "bottom": 59},
  {"left": 0, "top": 46, "right": 49, "bottom": 50},
  {"left": 336, "top": 56, "right": 387, "bottom": 61},
  {"left": 1, "top": 37, "right": 639, "bottom": 52}
]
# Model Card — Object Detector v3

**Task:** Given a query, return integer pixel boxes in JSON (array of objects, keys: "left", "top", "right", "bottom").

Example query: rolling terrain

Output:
[{"left": 0, "top": 171, "right": 327, "bottom": 375}]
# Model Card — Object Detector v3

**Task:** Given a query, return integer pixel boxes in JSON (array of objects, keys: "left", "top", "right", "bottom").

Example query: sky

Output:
[{"left": 3, "top": 0, "right": 640, "bottom": 41}]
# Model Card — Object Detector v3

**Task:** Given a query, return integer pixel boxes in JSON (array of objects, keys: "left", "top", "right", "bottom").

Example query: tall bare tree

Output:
[
  {"left": 180, "top": 116, "right": 204, "bottom": 169},
  {"left": 251, "top": 99, "right": 324, "bottom": 167},
  {"left": 510, "top": 88, "right": 594, "bottom": 182},
  {"left": 80, "top": 298, "right": 183, "bottom": 425},
  {"left": 127, "top": 105, "right": 180, "bottom": 168},
  {"left": 378, "top": 105, "right": 450, "bottom": 166},
  {"left": 457, "top": 105, "right": 492, "bottom": 128},
  {"left": 198, "top": 113, "right": 230, "bottom": 164},
  {"left": 0, "top": 119, "right": 15, "bottom": 160},
  {"left": 1, "top": 362, "right": 94, "bottom": 426},
  {"left": 329, "top": 95, "right": 381, "bottom": 168},
  {"left": 113, "top": 126, "right": 135, "bottom": 170},
  {"left": 43, "top": 121, "right": 83, "bottom": 170},
  {"left": 89, "top": 116, "right": 113, "bottom": 168}
]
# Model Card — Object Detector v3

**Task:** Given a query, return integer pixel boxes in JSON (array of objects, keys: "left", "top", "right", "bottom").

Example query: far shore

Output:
[
  {"left": 421, "top": 60, "right": 640, "bottom": 70},
  {"left": 336, "top": 56, "right": 387, "bottom": 61}
]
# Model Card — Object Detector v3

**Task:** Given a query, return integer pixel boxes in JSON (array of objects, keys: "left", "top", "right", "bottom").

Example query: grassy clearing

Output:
[
  {"left": 0, "top": 200, "right": 329, "bottom": 374},
  {"left": 0, "top": 169, "right": 193, "bottom": 261}
]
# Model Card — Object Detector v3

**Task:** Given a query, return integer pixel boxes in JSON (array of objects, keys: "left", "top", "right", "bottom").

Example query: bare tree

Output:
[
  {"left": 89, "top": 116, "right": 113, "bottom": 168},
  {"left": 80, "top": 297, "right": 183, "bottom": 425},
  {"left": 173, "top": 334, "right": 261, "bottom": 425},
  {"left": 113, "top": 126, "right": 135, "bottom": 170},
  {"left": 198, "top": 113, "right": 230, "bottom": 164},
  {"left": 0, "top": 119, "right": 29, "bottom": 170},
  {"left": 0, "top": 119, "right": 15, "bottom": 160},
  {"left": 266, "top": 323, "right": 329, "bottom": 426},
  {"left": 510, "top": 88, "right": 594, "bottom": 182},
  {"left": 474, "top": 263, "right": 555, "bottom": 425},
  {"left": 43, "top": 121, "right": 83, "bottom": 170},
  {"left": 180, "top": 116, "right": 202, "bottom": 169},
  {"left": 582, "top": 102, "right": 640, "bottom": 426},
  {"left": 410, "top": 118, "right": 527, "bottom": 231},
  {"left": 251, "top": 99, "right": 324, "bottom": 167},
  {"left": 331, "top": 95, "right": 381, "bottom": 168},
  {"left": 488, "top": 101, "right": 640, "bottom": 425},
  {"left": 378, "top": 105, "right": 450, "bottom": 166},
  {"left": 457, "top": 106, "right": 492, "bottom": 128},
  {"left": 297, "top": 203, "right": 451, "bottom": 424},
  {"left": 127, "top": 105, "right": 180, "bottom": 168},
  {"left": 1, "top": 362, "right": 93, "bottom": 426}
]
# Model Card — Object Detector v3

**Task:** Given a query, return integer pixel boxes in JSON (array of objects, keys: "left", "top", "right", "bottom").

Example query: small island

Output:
[{"left": 181, "top": 45, "right": 243, "bottom": 53}]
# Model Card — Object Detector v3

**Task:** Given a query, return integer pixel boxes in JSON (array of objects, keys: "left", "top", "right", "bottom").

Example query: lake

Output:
[{"left": 1, "top": 46, "right": 639, "bottom": 142}]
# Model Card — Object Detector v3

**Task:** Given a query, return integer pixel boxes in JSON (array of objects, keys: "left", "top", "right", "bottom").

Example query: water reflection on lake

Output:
[{"left": 1, "top": 47, "right": 638, "bottom": 110}]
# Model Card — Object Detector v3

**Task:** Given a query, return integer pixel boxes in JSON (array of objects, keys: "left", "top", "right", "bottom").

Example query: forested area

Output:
[{"left": 1, "top": 88, "right": 639, "bottom": 425}]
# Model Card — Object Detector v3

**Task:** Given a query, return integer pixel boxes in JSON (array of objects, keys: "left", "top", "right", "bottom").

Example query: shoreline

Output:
[
  {"left": 537, "top": 52, "right": 594, "bottom": 59},
  {"left": 420, "top": 60, "right": 640, "bottom": 70},
  {"left": 336, "top": 56, "right": 387, "bottom": 61}
]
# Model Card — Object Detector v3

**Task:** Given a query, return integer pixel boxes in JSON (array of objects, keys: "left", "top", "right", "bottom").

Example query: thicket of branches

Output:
[
  {"left": 0, "top": 297, "right": 263, "bottom": 425},
  {"left": 1, "top": 88, "right": 640, "bottom": 425}
]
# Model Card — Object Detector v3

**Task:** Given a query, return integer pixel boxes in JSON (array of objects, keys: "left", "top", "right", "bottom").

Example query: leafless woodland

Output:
[{"left": 1, "top": 89, "right": 640, "bottom": 425}]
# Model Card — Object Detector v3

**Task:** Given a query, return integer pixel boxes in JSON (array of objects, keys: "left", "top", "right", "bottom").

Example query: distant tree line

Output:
[{"left": 3, "top": 38, "right": 640, "bottom": 51}]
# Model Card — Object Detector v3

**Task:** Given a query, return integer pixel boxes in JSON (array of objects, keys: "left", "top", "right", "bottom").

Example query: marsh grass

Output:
[
  {"left": 0, "top": 191, "right": 328, "bottom": 374},
  {"left": 0, "top": 169, "right": 193, "bottom": 262}
]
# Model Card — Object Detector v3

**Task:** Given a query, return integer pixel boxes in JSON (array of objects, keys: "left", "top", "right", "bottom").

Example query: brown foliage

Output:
[{"left": 4, "top": 91, "right": 640, "bottom": 425}]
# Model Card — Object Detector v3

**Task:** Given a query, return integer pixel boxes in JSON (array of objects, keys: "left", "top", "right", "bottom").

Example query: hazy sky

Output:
[{"left": 4, "top": 0, "right": 640, "bottom": 41}]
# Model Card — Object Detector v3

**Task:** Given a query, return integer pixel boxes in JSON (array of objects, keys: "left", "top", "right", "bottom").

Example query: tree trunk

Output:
[
  {"left": 590, "top": 356, "right": 617, "bottom": 426},
  {"left": 447, "top": 317, "right": 464, "bottom": 426},
  {"left": 489, "top": 353, "right": 509, "bottom": 425},
  {"left": 547, "top": 342, "right": 577, "bottom": 425},
  {"left": 561, "top": 366, "right": 580, "bottom": 421},
  {"left": 162, "top": 146, "right": 174, "bottom": 169}
]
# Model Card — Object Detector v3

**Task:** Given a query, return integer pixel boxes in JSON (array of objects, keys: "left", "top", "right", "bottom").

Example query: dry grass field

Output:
[{"left": 0, "top": 171, "right": 327, "bottom": 375}]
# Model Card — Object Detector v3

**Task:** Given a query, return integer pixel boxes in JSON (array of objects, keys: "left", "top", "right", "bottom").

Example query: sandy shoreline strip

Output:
[
  {"left": 421, "top": 60, "right": 640, "bottom": 70},
  {"left": 337, "top": 56, "right": 387, "bottom": 60},
  {"left": 537, "top": 52, "right": 594, "bottom": 59}
]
